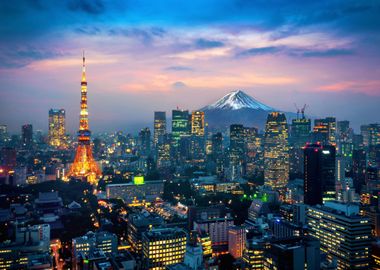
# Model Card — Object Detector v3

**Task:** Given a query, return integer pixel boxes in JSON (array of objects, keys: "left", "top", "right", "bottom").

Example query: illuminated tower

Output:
[{"left": 68, "top": 53, "right": 101, "bottom": 185}]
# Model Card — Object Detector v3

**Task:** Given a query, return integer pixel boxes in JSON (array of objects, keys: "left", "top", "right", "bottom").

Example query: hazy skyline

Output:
[{"left": 1, "top": 0, "right": 379, "bottom": 133}]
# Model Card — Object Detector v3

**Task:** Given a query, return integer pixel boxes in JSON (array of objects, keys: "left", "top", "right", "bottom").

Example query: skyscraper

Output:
[
  {"left": 211, "top": 132, "right": 224, "bottom": 177},
  {"left": 48, "top": 109, "right": 66, "bottom": 148},
  {"left": 289, "top": 116, "right": 311, "bottom": 176},
  {"left": 68, "top": 53, "right": 101, "bottom": 185},
  {"left": 138, "top": 127, "right": 151, "bottom": 157},
  {"left": 172, "top": 109, "right": 190, "bottom": 148},
  {"left": 264, "top": 112, "right": 289, "bottom": 189},
  {"left": 304, "top": 144, "right": 336, "bottom": 205},
  {"left": 313, "top": 117, "right": 336, "bottom": 145},
  {"left": 229, "top": 124, "right": 245, "bottom": 180},
  {"left": 21, "top": 124, "right": 33, "bottom": 149},
  {"left": 153, "top": 111, "right": 166, "bottom": 146},
  {"left": 191, "top": 111, "right": 205, "bottom": 136}
]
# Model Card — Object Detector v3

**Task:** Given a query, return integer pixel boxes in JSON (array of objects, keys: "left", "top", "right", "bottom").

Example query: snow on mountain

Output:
[{"left": 202, "top": 90, "right": 274, "bottom": 111}]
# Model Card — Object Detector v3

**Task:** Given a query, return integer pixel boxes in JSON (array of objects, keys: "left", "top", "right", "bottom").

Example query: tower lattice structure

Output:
[{"left": 68, "top": 53, "right": 101, "bottom": 185}]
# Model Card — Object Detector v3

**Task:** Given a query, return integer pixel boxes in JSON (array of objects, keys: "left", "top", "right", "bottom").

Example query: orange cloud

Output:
[{"left": 318, "top": 80, "right": 380, "bottom": 95}]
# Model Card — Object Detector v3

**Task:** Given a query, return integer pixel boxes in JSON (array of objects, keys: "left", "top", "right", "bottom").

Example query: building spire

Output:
[{"left": 81, "top": 50, "right": 86, "bottom": 82}]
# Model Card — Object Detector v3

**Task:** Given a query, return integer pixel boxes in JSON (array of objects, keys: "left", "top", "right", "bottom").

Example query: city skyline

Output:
[{"left": 1, "top": 1, "right": 380, "bottom": 133}]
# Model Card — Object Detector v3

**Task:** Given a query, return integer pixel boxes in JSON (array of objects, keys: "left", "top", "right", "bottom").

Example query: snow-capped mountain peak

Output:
[{"left": 202, "top": 90, "right": 274, "bottom": 111}]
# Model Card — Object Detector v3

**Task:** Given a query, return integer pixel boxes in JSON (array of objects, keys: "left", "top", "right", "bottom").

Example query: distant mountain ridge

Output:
[{"left": 200, "top": 90, "right": 293, "bottom": 130}]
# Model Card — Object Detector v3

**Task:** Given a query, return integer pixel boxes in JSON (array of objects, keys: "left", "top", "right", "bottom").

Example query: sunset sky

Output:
[{"left": 1, "top": 0, "right": 379, "bottom": 133}]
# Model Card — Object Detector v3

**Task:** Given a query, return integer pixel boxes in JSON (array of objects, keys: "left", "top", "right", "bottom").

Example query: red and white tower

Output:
[{"left": 68, "top": 52, "right": 101, "bottom": 184}]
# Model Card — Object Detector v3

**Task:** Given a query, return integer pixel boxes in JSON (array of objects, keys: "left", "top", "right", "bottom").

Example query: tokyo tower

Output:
[{"left": 68, "top": 52, "right": 102, "bottom": 185}]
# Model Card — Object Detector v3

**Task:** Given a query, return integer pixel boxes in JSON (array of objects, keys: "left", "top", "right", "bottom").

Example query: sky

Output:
[{"left": 0, "top": 0, "right": 380, "bottom": 133}]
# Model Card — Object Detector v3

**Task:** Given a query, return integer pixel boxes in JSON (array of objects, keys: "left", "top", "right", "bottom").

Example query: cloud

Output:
[
  {"left": 172, "top": 81, "right": 187, "bottom": 89},
  {"left": 300, "top": 48, "right": 354, "bottom": 57},
  {"left": 165, "top": 66, "right": 193, "bottom": 71},
  {"left": 67, "top": 0, "right": 105, "bottom": 15},
  {"left": 318, "top": 80, "right": 380, "bottom": 95},
  {"left": 194, "top": 38, "right": 224, "bottom": 49},
  {"left": 0, "top": 47, "right": 65, "bottom": 68},
  {"left": 236, "top": 46, "right": 281, "bottom": 57},
  {"left": 236, "top": 46, "right": 354, "bottom": 59}
]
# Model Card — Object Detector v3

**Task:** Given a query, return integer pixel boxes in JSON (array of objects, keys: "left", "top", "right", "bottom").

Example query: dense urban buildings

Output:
[{"left": 1, "top": 8, "right": 379, "bottom": 269}]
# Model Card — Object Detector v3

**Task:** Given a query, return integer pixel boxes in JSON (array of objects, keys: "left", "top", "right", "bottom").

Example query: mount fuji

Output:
[{"left": 200, "top": 90, "right": 292, "bottom": 130}]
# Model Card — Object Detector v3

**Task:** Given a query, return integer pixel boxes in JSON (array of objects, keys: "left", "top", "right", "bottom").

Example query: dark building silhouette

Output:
[{"left": 304, "top": 144, "right": 336, "bottom": 205}]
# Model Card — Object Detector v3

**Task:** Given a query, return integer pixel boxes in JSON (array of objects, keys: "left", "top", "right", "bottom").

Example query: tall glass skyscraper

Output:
[
  {"left": 172, "top": 109, "right": 190, "bottom": 148},
  {"left": 153, "top": 111, "right": 166, "bottom": 146},
  {"left": 48, "top": 109, "right": 66, "bottom": 148},
  {"left": 264, "top": 112, "right": 289, "bottom": 189}
]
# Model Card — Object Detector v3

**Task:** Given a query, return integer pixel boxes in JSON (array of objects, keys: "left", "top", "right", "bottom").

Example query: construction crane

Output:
[{"left": 294, "top": 103, "right": 308, "bottom": 119}]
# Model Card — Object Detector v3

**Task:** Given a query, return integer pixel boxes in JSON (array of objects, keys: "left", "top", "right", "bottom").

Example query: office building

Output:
[
  {"left": 229, "top": 124, "right": 246, "bottom": 180},
  {"left": 154, "top": 111, "right": 166, "bottom": 146},
  {"left": 21, "top": 124, "right": 33, "bottom": 149},
  {"left": 126, "top": 211, "right": 164, "bottom": 254},
  {"left": 290, "top": 116, "right": 311, "bottom": 175},
  {"left": 211, "top": 132, "right": 224, "bottom": 177},
  {"left": 313, "top": 117, "right": 336, "bottom": 145},
  {"left": 264, "top": 112, "right": 289, "bottom": 189},
  {"left": 228, "top": 226, "right": 246, "bottom": 259},
  {"left": 304, "top": 144, "right": 336, "bottom": 205},
  {"left": 263, "top": 236, "right": 320, "bottom": 270},
  {"left": 106, "top": 179, "right": 164, "bottom": 204},
  {"left": 172, "top": 109, "right": 190, "bottom": 148},
  {"left": 138, "top": 127, "right": 151, "bottom": 157},
  {"left": 72, "top": 231, "right": 118, "bottom": 259},
  {"left": 193, "top": 213, "right": 234, "bottom": 253},
  {"left": 48, "top": 108, "right": 66, "bottom": 148},
  {"left": 142, "top": 227, "right": 187, "bottom": 269},
  {"left": 191, "top": 111, "right": 205, "bottom": 137},
  {"left": 307, "top": 201, "right": 371, "bottom": 269}
]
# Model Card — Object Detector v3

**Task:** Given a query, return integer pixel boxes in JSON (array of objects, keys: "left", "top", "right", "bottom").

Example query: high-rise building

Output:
[
  {"left": 352, "top": 149, "right": 367, "bottom": 192},
  {"left": 264, "top": 112, "right": 289, "bottom": 189},
  {"left": 68, "top": 53, "right": 101, "bottom": 185},
  {"left": 307, "top": 201, "right": 371, "bottom": 269},
  {"left": 191, "top": 111, "right": 205, "bottom": 137},
  {"left": 126, "top": 212, "right": 164, "bottom": 254},
  {"left": 21, "top": 124, "right": 33, "bottom": 149},
  {"left": 48, "top": 108, "right": 66, "bottom": 148},
  {"left": 290, "top": 116, "right": 311, "bottom": 176},
  {"left": 304, "top": 144, "right": 336, "bottom": 205},
  {"left": 228, "top": 226, "right": 246, "bottom": 259},
  {"left": 138, "top": 127, "right": 151, "bottom": 157},
  {"left": 361, "top": 123, "right": 380, "bottom": 148},
  {"left": 0, "top": 125, "right": 8, "bottom": 145},
  {"left": 211, "top": 132, "right": 224, "bottom": 177},
  {"left": 172, "top": 109, "right": 190, "bottom": 148},
  {"left": 229, "top": 124, "right": 246, "bottom": 180},
  {"left": 142, "top": 227, "right": 187, "bottom": 269},
  {"left": 153, "top": 111, "right": 166, "bottom": 146},
  {"left": 157, "top": 134, "right": 171, "bottom": 168},
  {"left": 244, "top": 127, "right": 259, "bottom": 177},
  {"left": 263, "top": 236, "right": 320, "bottom": 270},
  {"left": 313, "top": 117, "right": 336, "bottom": 145}
]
